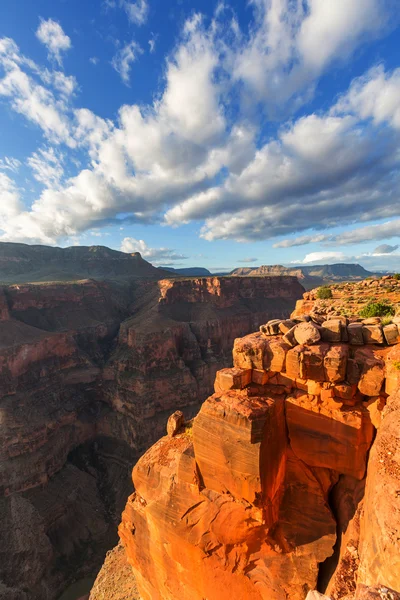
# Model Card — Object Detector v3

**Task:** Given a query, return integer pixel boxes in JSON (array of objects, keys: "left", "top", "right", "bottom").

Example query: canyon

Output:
[
  {"left": 0, "top": 272, "right": 304, "bottom": 600},
  {"left": 112, "top": 288, "right": 400, "bottom": 600}
]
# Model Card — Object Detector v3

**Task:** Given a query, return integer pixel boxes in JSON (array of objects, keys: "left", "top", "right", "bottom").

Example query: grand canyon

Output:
[
  {"left": 0, "top": 244, "right": 305, "bottom": 599},
  {"left": 0, "top": 243, "right": 399, "bottom": 600},
  {"left": 2, "top": 2, "right": 400, "bottom": 599}
]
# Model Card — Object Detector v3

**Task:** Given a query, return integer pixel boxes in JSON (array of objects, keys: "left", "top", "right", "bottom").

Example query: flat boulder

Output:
[
  {"left": 294, "top": 322, "right": 321, "bottom": 345},
  {"left": 321, "top": 319, "right": 342, "bottom": 343},
  {"left": 362, "top": 325, "right": 384, "bottom": 345},
  {"left": 383, "top": 323, "right": 400, "bottom": 345}
]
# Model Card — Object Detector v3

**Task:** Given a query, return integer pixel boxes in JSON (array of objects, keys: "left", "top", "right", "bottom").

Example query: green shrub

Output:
[
  {"left": 381, "top": 315, "right": 393, "bottom": 326},
  {"left": 359, "top": 301, "right": 395, "bottom": 318},
  {"left": 392, "top": 360, "right": 400, "bottom": 371},
  {"left": 394, "top": 273, "right": 400, "bottom": 280},
  {"left": 316, "top": 286, "right": 333, "bottom": 299}
]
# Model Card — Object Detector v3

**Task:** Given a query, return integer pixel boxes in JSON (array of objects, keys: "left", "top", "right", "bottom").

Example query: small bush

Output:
[
  {"left": 359, "top": 301, "right": 395, "bottom": 318},
  {"left": 317, "top": 286, "right": 333, "bottom": 299},
  {"left": 381, "top": 315, "right": 393, "bottom": 326},
  {"left": 392, "top": 360, "right": 400, "bottom": 371},
  {"left": 394, "top": 273, "right": 400, "bottom": 280}
]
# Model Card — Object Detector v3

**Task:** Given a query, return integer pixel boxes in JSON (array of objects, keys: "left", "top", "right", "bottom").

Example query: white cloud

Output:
[
  {"left": 28, "top": 147, "right": 64, "bottom": 188},
  {"left": 120, "top": 237, "right": 188, "bottom": 264},
  {"left": 301, "top": 251, "right": 346, "bottom": 264},
  {"left": 334, "top": 64, "right": 400, "bottom": 129},
  {"left": 0, "top": 37, "right": 74, "bottom": 146},
  {"left": 148, "top": 33, "right": 157, "bottom": 53},
  {"left": 0, "top": 157, "right": 21, "bottom": 172},
  {"left": 0, "top": 2, "right": 399, "bottom": 248},
  {"left": 238, "top": 257, "right": 258, "bottom": 263},
  {"left": 112, "top": 41, "right": 142, "bottom": 85},
  {"left": 89, "top": 57, "right": 99, "bottom": 65},
  {"left": 0, "top": 173, "right": 23, "bottom": 218},
  {"left": 36, "top": 19, "right": 71, "bottom": 66},
  {"left": 123, "top": 0, "right": 149, "bottom": 26}
]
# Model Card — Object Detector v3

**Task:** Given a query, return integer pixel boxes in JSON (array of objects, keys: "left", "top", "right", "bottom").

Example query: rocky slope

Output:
[
  {"left": 0, "top": 242, "right": 167, "bottom": 283},
  {"left": 117, "top": 310, "right": 400, "bottom": 600},
  {"left": 293, "top": 275, "right": 400, "bottom": 319},
  {"left": 0, "top": 274, "right": 303, "bottom": 600},
  {"left": 229, "top": 264, "right": 373, "bottom": 290}
]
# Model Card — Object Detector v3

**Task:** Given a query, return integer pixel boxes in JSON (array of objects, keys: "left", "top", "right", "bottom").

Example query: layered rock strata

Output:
[
  {"left": 119, "top": 319, "right": 398, "bottom": 599},
  {"left": 0, "top": 275, "right": 303, "bottom": 600}
]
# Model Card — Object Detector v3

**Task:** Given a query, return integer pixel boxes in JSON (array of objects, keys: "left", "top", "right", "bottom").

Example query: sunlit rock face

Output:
[
  {"left": 0, "top": 275, "right": 303, "bottom": 600},
  {"left": 119, "top": 319, "right": 400, "bottom": 600}
]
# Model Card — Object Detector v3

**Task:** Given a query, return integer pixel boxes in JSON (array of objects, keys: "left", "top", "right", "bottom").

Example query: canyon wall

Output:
[
  {"left": 0, "top": 275, "right": 303, "bottom": 600},
  {"left": 118, "top": 315, "right": 400, "bottom": 600}
]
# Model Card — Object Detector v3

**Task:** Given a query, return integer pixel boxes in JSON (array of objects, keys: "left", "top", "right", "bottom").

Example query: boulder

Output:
[
  {"left": 279, "top": 319, "right": 296, "bottom": 334},
  {"left": 214, "top": 367, "right": 252, "bottom": 393},
  {"left": 306, "top": 593, "right": 331, "bottom": 600},
  {"left": 362, "top": 325, "right": 384, "bottom": 345},
  {"left": 321, "top": 319, "right": 342, "bottom": 343},
  {"left": 355, "top": 350, "right": 385, "bottom": 397},
  {"left": 233, "top": 333, "right": 268, "bottom": 370},
  {"left": 264, "top": 337, "right": 290, "bottom": 372},
  {"left": 283, "top": 325, "right": 297, "bottom": 347},
  {"left": 383, "top": 323, "right": 400, "bottom": 345},
  {"left": 294, "top": 322, "right": 321, "bottom": 345},
  {"left": 348, "top": 323, "right": 364, "bottom": 346},
  {"left": 362, "top": 318, "right": 381, "bottom": 325},
  {"left": 324, "top": 344, "right": 349, "bottom": 383},
  {"left": 260, "top": 319, "right": 282, "bottom": 336},
  {"left": 167, "top": 411, "right": 185, "bottom": 437}
]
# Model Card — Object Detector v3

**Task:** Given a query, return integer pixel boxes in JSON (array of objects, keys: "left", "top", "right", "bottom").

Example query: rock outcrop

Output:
[
  {"left": 119, "top": 319, "right": 399, "bottom": 599},
  {"left": 0, "top": 275, "right": 303, "bottom": 599}
]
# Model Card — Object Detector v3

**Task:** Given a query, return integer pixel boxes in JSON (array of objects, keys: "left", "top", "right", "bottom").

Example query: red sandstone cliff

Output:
[
  {"left": 0, "top": 275, "right": 303, "bottom": 600},
  {"left": 118, "top": 317, "right": 400, "bottom": 600}
]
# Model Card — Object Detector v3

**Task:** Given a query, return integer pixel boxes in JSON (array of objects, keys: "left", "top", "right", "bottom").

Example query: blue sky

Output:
[{"left": 1, "top": 0, "right": 400, "bottom": 272}]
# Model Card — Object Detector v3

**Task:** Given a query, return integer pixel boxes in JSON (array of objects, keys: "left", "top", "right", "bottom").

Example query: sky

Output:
[{"left": 1, "top": 0, "right": 400, "bottom": 272}]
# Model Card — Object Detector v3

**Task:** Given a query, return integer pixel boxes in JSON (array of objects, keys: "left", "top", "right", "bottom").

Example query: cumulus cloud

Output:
[
  {"left": 0, "top": 38, "right": 74, "bottom": 146},
  {"left": 112, "top": 41, "right": 143, "bottom": 84},
  {"left": 27, "top": 147, "right": 64, "bottom": 188},
  {"left": 36, "top": 18, "right": 71, "bottom": 66},
  {"left": 0, "top": 1, "right": 400, "bottom": 246},
  {"left": 0, "top": 173, "right": 23, "bottom": 218},
  {"left": 120, "top": 237, "right": 188, "bottom": 264}
]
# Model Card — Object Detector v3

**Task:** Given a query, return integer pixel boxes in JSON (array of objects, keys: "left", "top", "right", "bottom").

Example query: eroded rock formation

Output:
[
  {"left": 0, "top": 275, "right": 303, "bottom": 599},
  {"left": 119, "top": 319, "right": 400, "bottom": 599}
]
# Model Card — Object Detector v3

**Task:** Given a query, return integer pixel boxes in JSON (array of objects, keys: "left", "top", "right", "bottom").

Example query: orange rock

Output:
[
  {"left": 286, "top": 392, "right": 374, "bottom": 479},
  {"left": 355, "top": 349, "right": 385, "bottom": 396},
  {"left": 193, "top": 391, "right": 287, "bottom": 514},
  {"left": 166, "top": 410, "right": 185, "bottom": 437},
  {"left": 357, "top": 389, "right": 400, "bottom": 590},
  {"left": 214, "top": 367, "right": 252, "bottom": 393},
  {"left": 324, "top": 344, "right": 349, "bottom": 382},
  {"left": 384, "top": 344, "right": 400, "bottom": 395},
  {"left": 252, "top": 369, "right": 270, "bottom": 385}
]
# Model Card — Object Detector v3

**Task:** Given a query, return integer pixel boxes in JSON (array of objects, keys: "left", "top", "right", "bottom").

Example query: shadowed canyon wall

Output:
[{"left": 0, "top": 275, "right": 304, "bottom": 600}]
